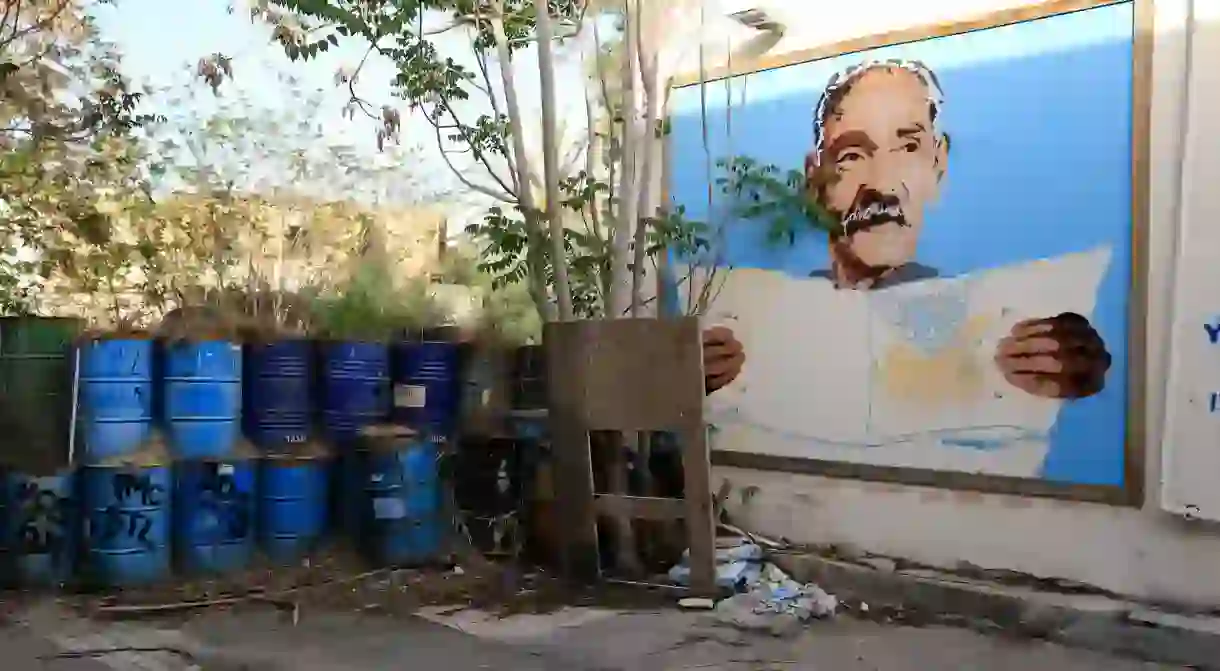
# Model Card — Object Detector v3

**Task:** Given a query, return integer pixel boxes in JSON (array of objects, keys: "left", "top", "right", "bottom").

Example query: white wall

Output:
[
  {"left": 1159, "top": 0, "right": 1220, "bottom": 522},
  {"left": 690, "top": 0, "right": 1220, "bottom": 607}
]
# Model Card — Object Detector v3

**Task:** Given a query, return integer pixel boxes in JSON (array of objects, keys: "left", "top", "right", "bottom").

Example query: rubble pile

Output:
[{"left": 667, "top": 535, "right": 838, "bottom": 637}]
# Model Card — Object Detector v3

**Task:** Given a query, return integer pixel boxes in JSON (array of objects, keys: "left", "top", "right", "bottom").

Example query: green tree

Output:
[
  {"left": 144, "top": 67, "right": 438, "bottom": 331},
  {"left": 250, "top": 0, "right": 723, "bottom": 328},
  {"left": 0, "top": 0, "right": 160, "bottom": 315}
]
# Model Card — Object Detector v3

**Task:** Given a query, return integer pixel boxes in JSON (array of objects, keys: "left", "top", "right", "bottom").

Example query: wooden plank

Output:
[
  {"left": 544, "top": 322, "right": 600, "bottom": 582},
  {"left": 593, "top": 494, "right": 688, "bottom": 521},
  {"left": 679, "top": 421, "right": 716, "bottom": 596},
  {"left": 577, "top": 318, "right": 704, "bottom": 431},
  {"left": 545, "top": 317, "right": 713, "bottom": 588},
  {"left": 1123, "top": 0, "right": 1153, "bottom": 509},
  {"left": 669, "top": 0, "right": 1131, "bottom": 88}
]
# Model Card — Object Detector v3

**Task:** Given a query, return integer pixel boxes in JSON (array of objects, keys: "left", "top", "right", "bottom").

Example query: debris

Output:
[
  {"left": 668, "top": 535, "right": 837, "bottom": 636},
  {"left": 667, "top": 541, "right": 765, "bottom": 591},
  {"left": 718, "top": 522, "right": 785, "bottom": 550},
  {"left": 678, "top": 597, "right": 716, "bottom": 610},
  {"left": 92, "top": 594, "right": 297, "bottom": 618},
  {"left": 42, "top": 646, "right": 197, "bottom": 663}
]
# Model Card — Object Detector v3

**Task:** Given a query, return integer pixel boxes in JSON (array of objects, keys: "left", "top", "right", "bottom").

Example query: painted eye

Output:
[
  {"left": 902, "top": 142, "right": 920, "bottom": 153},
  {"left": 836, "top": 150, "right": 863, "bottom": 165}
]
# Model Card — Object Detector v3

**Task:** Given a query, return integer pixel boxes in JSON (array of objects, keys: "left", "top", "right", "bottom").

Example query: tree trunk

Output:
[
  {"left": 490, "top": 1, "right": 553, "bottom": 322},
  {"left": 533, "top": 0, "right": 574, "bottom": 321},
  {"left": 609, "top": 0, "right": 642, "bottom": 320},
  {"left": 630, "top": 8, "right": 662, "bottom": 318},
  {"left": 602, "top": 0, "right": 646, "bottom": 578}
]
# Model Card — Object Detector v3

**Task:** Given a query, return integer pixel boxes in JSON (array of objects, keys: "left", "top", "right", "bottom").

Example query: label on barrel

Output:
[
  {"left": 372, "top": 497, "right": 406, "bottom": 520},
  {"left": 393, "top": 384, "right": 426, "bottom": 408}
]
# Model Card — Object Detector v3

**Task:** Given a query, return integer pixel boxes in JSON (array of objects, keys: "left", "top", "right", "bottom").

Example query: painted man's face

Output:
[{"left": 814, "top": 67, "right": 948, "bottom": 271}]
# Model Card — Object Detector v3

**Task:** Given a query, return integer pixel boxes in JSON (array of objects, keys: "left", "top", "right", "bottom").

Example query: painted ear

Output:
[
  {"left": 805, "top": 151, "right": 837, "bottom": 204},
  {"left": 935, "top": 133, "right": 951, "bottom": 181}
]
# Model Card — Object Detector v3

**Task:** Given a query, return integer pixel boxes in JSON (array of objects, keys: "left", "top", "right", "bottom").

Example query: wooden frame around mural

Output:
[{"left": 666, "top": 0, "right": 1153, "bottom": 507}]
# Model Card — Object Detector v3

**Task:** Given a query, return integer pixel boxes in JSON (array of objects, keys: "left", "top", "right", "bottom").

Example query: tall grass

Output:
[{"left": 309, "top": 257, "right": 449, "bottom": 342}]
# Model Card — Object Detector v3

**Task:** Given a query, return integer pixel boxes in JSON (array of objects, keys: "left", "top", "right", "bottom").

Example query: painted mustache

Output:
[{"left": 842, "top": 189, "right": 909, "bottom": 237}]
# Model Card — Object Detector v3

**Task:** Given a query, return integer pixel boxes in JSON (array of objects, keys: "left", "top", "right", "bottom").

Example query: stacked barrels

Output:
[
  {"left": 162, "top": 339, "right": 256, "bottom": 577},
  {"left": 0, "top": 324, "right": 463, "bottom": 590},
  {"left": 245, "top": 339, "right": 327, "bottom": 564},
  {"left": 0, "top": 318, "right": 82, "bottom": 587},
  {"left": 76, "top": 334, "right": 171, "bottom": 587}
]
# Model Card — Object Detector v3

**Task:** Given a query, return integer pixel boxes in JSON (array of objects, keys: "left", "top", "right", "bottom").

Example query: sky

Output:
[{"left": 92, "top": 0, "right": 591, "bottom": 221}]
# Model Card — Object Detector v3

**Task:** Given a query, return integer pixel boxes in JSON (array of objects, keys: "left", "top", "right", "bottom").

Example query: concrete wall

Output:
[{"left": 682, "top": 0, "right": 1220, "bottom": 607}]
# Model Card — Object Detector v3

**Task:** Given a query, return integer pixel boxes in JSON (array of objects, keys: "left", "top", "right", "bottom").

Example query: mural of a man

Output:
[{"left": 704, "top": 59, "right": 1112, "bottom": 400}]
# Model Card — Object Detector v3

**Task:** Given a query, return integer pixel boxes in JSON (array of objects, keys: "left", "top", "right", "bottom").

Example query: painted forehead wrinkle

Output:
[{"left": 810, "top": 59, "right": 946, "bottom": 165}]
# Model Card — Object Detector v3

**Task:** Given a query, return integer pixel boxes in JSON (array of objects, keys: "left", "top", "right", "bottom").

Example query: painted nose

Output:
[{"left": 860, "top": 151, "right": 907, "bottom": 197}]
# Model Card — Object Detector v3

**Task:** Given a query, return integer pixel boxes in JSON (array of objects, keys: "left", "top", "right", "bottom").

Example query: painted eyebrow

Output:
[
  {"left": 825, "top": 130, "right": 878, "bottom": 157},
  {"left": 896, "top": 124, "right": 926, "bottom": 139}
]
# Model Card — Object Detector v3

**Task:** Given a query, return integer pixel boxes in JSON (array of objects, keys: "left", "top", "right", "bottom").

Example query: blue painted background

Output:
[{"left": 669, "top": 2, "right": 1135, "bottom": 486}]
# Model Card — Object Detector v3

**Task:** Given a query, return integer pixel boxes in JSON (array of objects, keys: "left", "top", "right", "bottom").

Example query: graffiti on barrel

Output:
[
  {"left": 196, "top": 462, "right": 251, "bottom": 540},
  {"left": 15, "top": 480, "right": 69, "bottom": 555},
  {"left": 92, "top": 471, "right": 164, "bottom": 548}
]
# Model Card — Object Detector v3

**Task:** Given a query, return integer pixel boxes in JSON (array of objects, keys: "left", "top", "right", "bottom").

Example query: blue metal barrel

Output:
[
  {"left": 244, "top": 340, "right": 313, "bottom": 449},
  {"left": 162, "top": 341, "right": 242, "bottom": 459},
  {"left": 320, "top": 342, "right": 390, "bottom": 446},
  {"left": 174, "top": 457, "right": 256, "bottom": 575},
  {"left": 391, "top": 340, "right": 461, "bottom": 436},
  {"left": 77, "top": 338, "right": 154, "bottom": 461},
  {"left": 81, "top": 463, "right": 171, "bottom": 586},
  {"left": 355, "top": 427, "right": 443, "bottom": 565},
  {"left": 3, "top": 470, "right": 76, "bottom": 586},
  {"left": 257, "top": 451, "right": 328, "bottom": 563}
]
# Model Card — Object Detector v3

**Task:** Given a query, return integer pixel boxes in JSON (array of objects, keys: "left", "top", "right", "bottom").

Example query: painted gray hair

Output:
[{"left": 811, "top": 58, "right": 946, "bottom": 166}]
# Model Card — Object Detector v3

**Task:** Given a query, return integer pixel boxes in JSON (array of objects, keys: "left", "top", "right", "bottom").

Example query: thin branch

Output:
[
  {"left": 0, "top": 0, "right": 18, "bottom": 47},
  {"left": 439, "top": 101, "right": 517, "bottom": 195},
  {"left": 427, "top": 107, "right": 513, "bottom": 202},
  {"left": 591, "top": 18, "right": 617, "bottom": 223},
  {"left": 346, "top": 31, "right": 513, "bottom": 199},
  {"left": 559, "top": 137, "right": 586, "bottom": 176},
  {"left": 406, "top": 9, "right": 516, "bottom": 197},
  {"left": 423, "top": 16, "right": 473, "bottom": 36},
  {"left": 471, "top": 2, "right": 519, "bottom": 192},
  {"left": 0, "top": 0, "right": 71, "bottom": 55},
  {"left": 344, "top": 44, "right": 381, "bottom": 121},
  {"left": 628, "top": 264, "right": 695, "bottom": 313}
]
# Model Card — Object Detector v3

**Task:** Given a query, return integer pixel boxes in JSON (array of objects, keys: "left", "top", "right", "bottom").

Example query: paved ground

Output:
[
  {"left": 417, "top": 607, "right": 1187, "bottom": 671},
  {"left": 1, "top": 601, "right": 1191, "bottom": 670},
  {"left": 0, "top": 624, "right": 107, "bottom": 670}
]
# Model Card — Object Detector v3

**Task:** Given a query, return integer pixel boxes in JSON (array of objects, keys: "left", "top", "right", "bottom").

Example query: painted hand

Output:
[
  {"left": 702, "top": 326, "right": 745, "bottom": 395},
  {"left": 993, "top": 312, "right": 1111, "bottom": 399}
]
